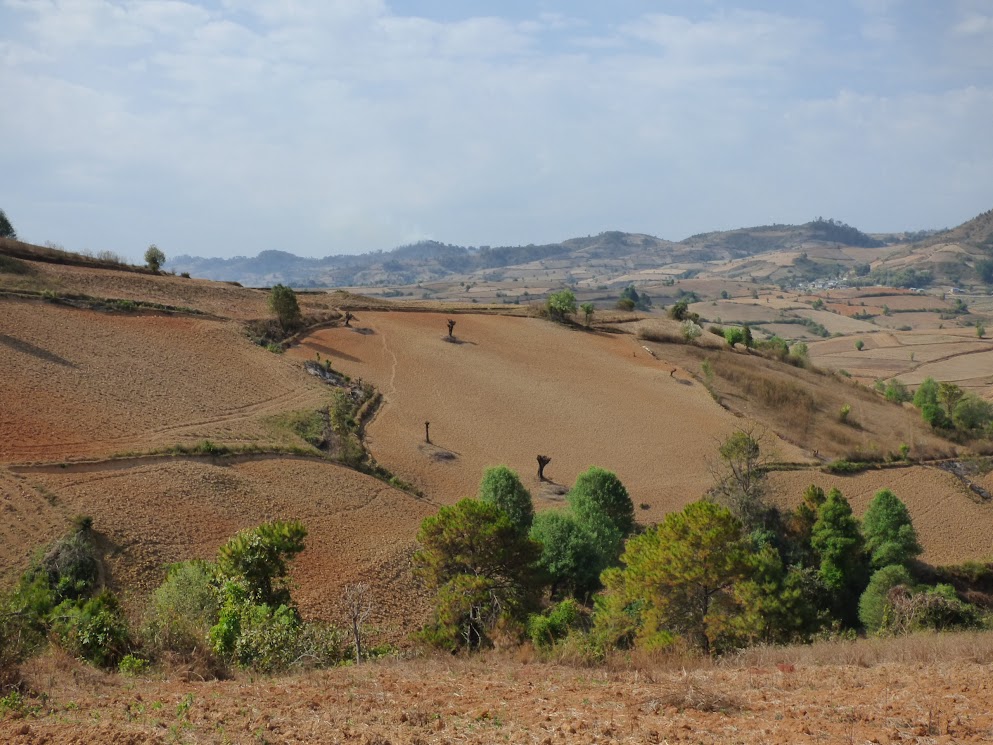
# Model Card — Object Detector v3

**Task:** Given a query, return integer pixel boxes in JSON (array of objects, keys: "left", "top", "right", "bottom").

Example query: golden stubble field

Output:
[{"left": 289, "top": 312, "right": 809, "bottom": 518}]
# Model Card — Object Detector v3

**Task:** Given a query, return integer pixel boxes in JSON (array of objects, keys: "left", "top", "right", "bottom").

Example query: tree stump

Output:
[
  {"left": 425, "top": 421, "right": 431, "bottom": 444},
  {"left": 447, "top": 319, "right": 456, "bottom": 338},
  {"left": 537, "top": 455, "right": 551, "bottom": 481}
]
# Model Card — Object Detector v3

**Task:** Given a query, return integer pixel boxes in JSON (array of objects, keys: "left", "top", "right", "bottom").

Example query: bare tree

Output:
[
  {"left": 424, "top": 421, "right": 431, "bottom": 444},
  {"left": 447, "top": 319, "right": 456, "bottom": 338},
  {"left": 707, "top": 427, "right": 769, "bottom": 528},
  {"left": 537, "top": 455, "right": 551, "bottom": 481},
  {"left": 343, "top": 582, "right": 374, "bottom": 664},
  {"left": 344, "top": 311, "right": 354, "bottom": 328}
]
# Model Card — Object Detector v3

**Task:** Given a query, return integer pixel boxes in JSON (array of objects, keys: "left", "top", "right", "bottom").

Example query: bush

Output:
[
  {"left": 839, "top": 404, "right": 852, "bottom": 424},
  {"left": 527, "top": 599, "right": 585, "bottom": 649},
  {"left": 681, "top": 320, "right": 702, "bottom": 342},
  {"left": 143, "top": 560, "right": 219, "bottom": 656},
  {"left": 118, "top": 654, "right": 150, "bottom": 677},
  {"left": 855, "top": 339, "right": 864, "bottom": 351},
  {"left": 724, "top": 327, "right": 746, "bottom": 347},
  {"left": 51, "top": 590, "right": 130, "bottom": 667},
  {"left": 858, "top": 565, "right": 913, "bottom": 632}
]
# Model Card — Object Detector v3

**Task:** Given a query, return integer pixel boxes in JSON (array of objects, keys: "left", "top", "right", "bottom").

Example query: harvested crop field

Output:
[
  {"left": 2, "top": 457, "right": 433, "bottom": 638},
  {"left": 0, "top": 298, "right": 328, "bottom": 461},
  {"left": 289, "top": 312, "right": 808, "bottom": 517},
  {"left": 766, "top": 466, "right": 993, "bottom": 566},
  {"left": 6, "top": 635, "right": 993, "bottom": 744}
]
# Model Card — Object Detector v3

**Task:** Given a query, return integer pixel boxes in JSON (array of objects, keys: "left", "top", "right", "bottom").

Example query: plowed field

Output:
[{"left": 290, "top": 312, "right": 809, "bottom": 518}]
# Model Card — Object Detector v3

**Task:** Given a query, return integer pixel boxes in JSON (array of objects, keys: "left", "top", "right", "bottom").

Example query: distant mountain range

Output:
[{"left": 168, "top": 214, "right": 992, "bottom": 289}]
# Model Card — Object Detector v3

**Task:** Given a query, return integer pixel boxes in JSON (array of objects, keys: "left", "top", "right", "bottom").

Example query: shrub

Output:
[
  {"left": 681, "top": 320, "right": 702, "bottom": 342},
  {"left": 724, "top": 327, "right": 746, "bottom": 347},
  {"left": 855, "top": 339, "right": 864, "bottom": 351},
  {"left": 51, "top": 590, "right": 130, "bottom": 667},
  {"left": 858, "top": 565, "right": 913, "bottom": 632},
  {"left": 839, "top": 403, "right": 852, "bottom": 424},
  {"left": 118, "top": 654, "right": 150, "bottom": 677},
  {"left": 883, "top": 584, "right": 983, "bottom": 634},
  {"left": 884, "top": 380, "right": 911, "bottom": 404},
  {"left": 580, "top": 302, "right": 595, "bottom": 326},
  {"left": 143, "top": 560, "right": 219, "bottom": 656},
  {"left": 527, "top": 599, "right": 585, "bottom": 649}
]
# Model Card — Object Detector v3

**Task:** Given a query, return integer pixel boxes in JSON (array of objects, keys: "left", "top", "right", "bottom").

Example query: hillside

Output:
[{"left": 167, "top": 218, "right": 895, "bottom": 288}]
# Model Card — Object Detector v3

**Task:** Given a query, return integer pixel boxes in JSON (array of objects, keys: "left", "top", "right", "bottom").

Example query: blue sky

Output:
[{"left": 1, "top": 1, "right": 991, "bottom": 260}]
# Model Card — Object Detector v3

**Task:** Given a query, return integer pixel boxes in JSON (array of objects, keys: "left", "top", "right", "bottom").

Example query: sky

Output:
[{"left": 1, "top": 1, "right": 992, "bottom": 260}]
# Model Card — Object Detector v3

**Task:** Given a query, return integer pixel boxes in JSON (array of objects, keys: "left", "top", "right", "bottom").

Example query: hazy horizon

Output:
[{"left": 1, "top": 1, "right": 991, "bottom": 261}]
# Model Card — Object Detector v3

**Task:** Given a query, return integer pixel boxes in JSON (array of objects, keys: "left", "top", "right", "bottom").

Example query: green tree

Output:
[
  {"left": 268, "top": 284, "right": 302, "bottom": 330},
  {"left": 858, "top": 564, "right": 913, "bottom": 632},
  {"left": 912, "top": 377, "right": 939, "bottom": 410},
  {"left": 567, "top": 466, "right": 635, "bottom": 540},
  {"left": 0, "top": 208, "right": 16, "bottom": 239},
  {"left": 142, "top": 560, "right": 219, "bottom": 655},
  {"left": 597, "top": 501, "right": 757, "bottom": 655},
  {"left": 546, "top": 288, "right": 577, "bottom": 321},
  {"left": 855, "top": 339, "right": 864, "bottom": 351},
  {"left": 709, "top": 429, "right": 766, "bottom": 529},
  {"left": 884, "top": 379, "right": 911, "bottom": 403},
  {"left": 216, "top": 520, "right": 307, "bottom": 608},
  {"left": 810, "top": 489, "right": 867, "bottom": 625},
  {"left": 937, "top": 382, "right": 964, "bottom": 417},
  {"left": 529, "top": 510, "right": 602, "bottom": 599},
  {"left": 952, "top": 394, "right": 993, "bottom": 434},
  {"left": 670, "top": 299, "right": 691, "bottom": 321},
  {"left": 478, "top": 466, "right": 534, "bottom": 535},
  {"left": 413, "top": 499, "right": 543, "bottom": 651},
  {"left": 976, "top": 258, "right": 993, "bottom": 284},
  {"left": 861, "top": 490, "right": 921, "bottom": 569},
  {"left": 580, "top": 302, "right": 595, "bottom": 327},
  {"left": 724, "top": 327, "right": 746, "bottom": 347},
  {"left": 144, "top": 244, "right": 165, "bottom": 272}
]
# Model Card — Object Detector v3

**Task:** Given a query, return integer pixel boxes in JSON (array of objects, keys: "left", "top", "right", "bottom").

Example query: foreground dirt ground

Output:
[{"left": 5, "top": 636, "right": 993, "bottom": 744}]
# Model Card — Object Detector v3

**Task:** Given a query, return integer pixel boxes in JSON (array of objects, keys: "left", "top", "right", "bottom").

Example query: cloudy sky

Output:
[{"left": 1, "top": 1, "right": 992, "bottom": 260}]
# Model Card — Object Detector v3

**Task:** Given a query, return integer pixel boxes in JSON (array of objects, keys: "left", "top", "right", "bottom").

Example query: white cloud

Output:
[{"left": 952, "top": 13, "right": 993, "bottom": 35}]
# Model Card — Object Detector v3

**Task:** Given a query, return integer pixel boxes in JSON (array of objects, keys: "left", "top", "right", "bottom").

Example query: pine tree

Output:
[
  {"left": 810, "top": 489, "right": 867, "bottom": 625},
  {"left": 861, "top": 489, "right": 921, "bottom": 569},
  {"left": 478, "top": 466, "right": 534, "bottom": 534}
]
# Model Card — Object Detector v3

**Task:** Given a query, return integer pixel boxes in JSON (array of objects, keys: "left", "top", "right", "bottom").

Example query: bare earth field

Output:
[
  {"left": 1, "top": 457, "right": 432, "bottom": 639},
  {"left": 289, "top": 312, "right": 808, "bottom": 518},
  {"left": 766, "top": 466, "right": 993, "bottom": 566},
  {"left": 0, "top": 298, "right": 329, "bottom": 462},
  {"left": 5, "top": 639, "right": 993, "bottom": 744}
]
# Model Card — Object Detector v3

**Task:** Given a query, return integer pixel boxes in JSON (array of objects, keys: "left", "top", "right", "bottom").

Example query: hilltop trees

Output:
[{"left": 0, "top": 208, "right": 16, "bottom": 239}]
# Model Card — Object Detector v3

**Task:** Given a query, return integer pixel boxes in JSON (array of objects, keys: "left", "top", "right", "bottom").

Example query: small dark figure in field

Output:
[
  {"left": 425, "top": 421, "right": 431, "bottom": 444},
  {"left": 447, "top": 319, "right": 456, "bottom": 338},
  {"left": 537, "top": 454, "right": 551, "bottom": 481},
  {"left": 344, "top": 311, "right": 354, "bottom": 328}
]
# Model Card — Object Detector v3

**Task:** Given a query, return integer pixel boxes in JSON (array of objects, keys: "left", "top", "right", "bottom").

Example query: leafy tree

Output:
[
  {"left": 546, "top": 288, "right": 577, "bottom": 321},
  {"left": 268, "top": 284, "right": 302, "bottom": 330},
  {"left": 858, "top": 564, "right": 913, "bottom": 632},
  {"left": 855, "top": 339, "right": 864, "bottom": 351},
  {"left": 862, "top": 490, "right": 921, "bottom": 569},
  {"left": 580, "top": 302, "right": 595, "bottom": 327},
  {"left": 669, "top": 299, "right": 691, "bottom": 321},
  {"left": 597, "top": 501, "right": 757, "bottom": 655},
  {"left": 478, "top": 466, "right": 534, "bottom": 534},
  {"left": 0, "top": 208, "right": 16, "bottom": 239},
  {"left": 567, "top": 466, "right": 635, "bottom": 540},
  {"left": 681, "top": 320, "right": 702, "bottom": 341},
  {"left": 414, "top": 499, "right": 543, "bottom": 651},
  {"left": 912, "top": 377, "right": 939, "bottom": 410},
  {"left": 620, "top": 285, "right": 651, "bottom": 310},
  {"left": 144, "top": 244, "right": 165, "bottom": 272},
  {"left": 529, "top": 510, "right": 603, "bottom": 599},
  {"left": 810, "top": 489, "right": 867, "bottom": 625},
  {"left": 937, "top": 382, "right": 964, "bottom": 417},
  {"left": 708, "top": 429, "right": 766, "bottom": 529},
  {"left": 952, "top": 394, "right": 993, "bottom": 434},
  {"left": 216, "top": 520, "right": 307, "bottom": 608},
  {"left": 723, "top": 327, "right": 746, "bottom": 347}
]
